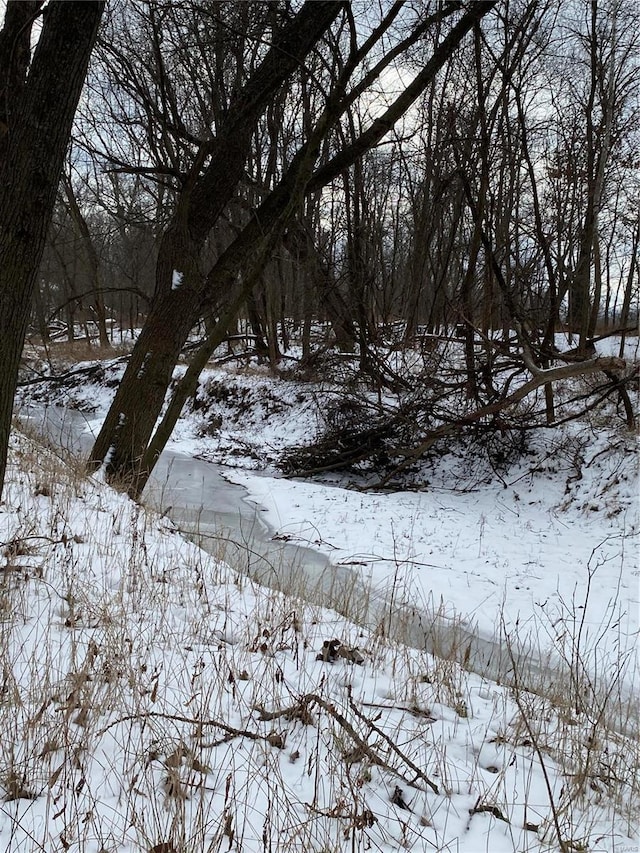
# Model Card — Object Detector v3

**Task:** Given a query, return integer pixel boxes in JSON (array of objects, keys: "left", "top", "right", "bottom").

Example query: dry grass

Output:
[{"left": 0, "top": 428, "right": 637, "bottom": 852}]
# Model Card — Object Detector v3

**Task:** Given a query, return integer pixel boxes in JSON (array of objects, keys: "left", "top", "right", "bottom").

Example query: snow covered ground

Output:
[
  {"left": 226, "top": 424, "right": 638, "bottom": 700},
  {"left": 4, "top": 334, "right": 639, "bottom": 851}
]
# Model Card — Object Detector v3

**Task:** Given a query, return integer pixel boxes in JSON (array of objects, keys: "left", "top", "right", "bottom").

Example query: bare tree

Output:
[
  {"left": 0, "top": 1, "right": 104, "bottom": 497},
  {"left": 86, "top": 0, "right": 495, "bottom": 498},
  {"left": 61, "top": 171, "right": 111, "bottom": 348}
]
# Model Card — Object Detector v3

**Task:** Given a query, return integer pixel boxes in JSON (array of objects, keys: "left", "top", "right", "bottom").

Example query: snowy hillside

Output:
[{"left": 4, "top": 339, "right": 639, "bottom": 853}]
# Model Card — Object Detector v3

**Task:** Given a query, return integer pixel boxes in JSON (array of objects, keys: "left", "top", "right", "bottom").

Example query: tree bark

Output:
[
  {"left": 0, "top": 1, "right": 104, "bottom": 497},
  {"left": 89, "top": 0, "right": 497, "bottom": 495},
  {"left": 0, "top": 1, "right": 43, "bottom": 166},
  {"left": 88, "top": 1, "right": 344, "bottom": 487}
]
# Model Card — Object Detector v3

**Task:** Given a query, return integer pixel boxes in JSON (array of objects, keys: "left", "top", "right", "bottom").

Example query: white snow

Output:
[
  {"left": 6, "top": 335, "right": 639, "bottom": 852},
  {"left": 225, "top": 428, "right": 638, "bottom": 699}
]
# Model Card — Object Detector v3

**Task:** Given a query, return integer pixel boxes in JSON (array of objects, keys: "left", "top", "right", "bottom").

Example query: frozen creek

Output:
[{"left": 22, "top": 403, "right": 630, "bottom": 728}]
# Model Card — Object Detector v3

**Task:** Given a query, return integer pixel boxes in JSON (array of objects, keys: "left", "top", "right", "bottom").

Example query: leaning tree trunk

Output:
[
  {"left": 93, "top": 124, "right": 334, "bottom": 499},
  {"left": 0, "top": 1, "right": 104, "bottom": 498},
  {"left": 88, "top": 1, "right": 343, "bottom": 491},
  {"left": 89, "top": 0, "right": 496, "bottom": 496}
]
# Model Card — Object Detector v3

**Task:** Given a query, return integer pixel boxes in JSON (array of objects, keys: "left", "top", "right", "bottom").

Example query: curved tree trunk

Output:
[
  {"left": 89, "top": 1, "right": 497, "bottom": 496},
  {"left": 88, "top": 2, "right": 344, "bottom": 488}
]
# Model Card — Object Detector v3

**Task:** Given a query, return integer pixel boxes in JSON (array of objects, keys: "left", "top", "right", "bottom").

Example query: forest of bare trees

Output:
[{"left": 1, "top": 0, "right": 638, "bottom": 498}]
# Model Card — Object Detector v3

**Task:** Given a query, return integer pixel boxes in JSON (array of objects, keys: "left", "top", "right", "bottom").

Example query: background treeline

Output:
[
  {"left": 4, "top": 0, "right": 635, "bottom": 497},
  {"left": 35, "top": 0, "right": 638, "bottom": 358}
]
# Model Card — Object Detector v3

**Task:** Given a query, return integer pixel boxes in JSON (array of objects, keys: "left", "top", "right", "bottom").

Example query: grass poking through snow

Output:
[{"left": 0, "top": 424, "right": 637, "bottom": 852}]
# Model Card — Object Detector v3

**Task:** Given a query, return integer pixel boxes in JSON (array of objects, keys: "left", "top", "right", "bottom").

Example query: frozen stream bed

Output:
[
  {"left": 21, "top": 403, "right": 638, "bottom": 733},
  {"left": 20, "top": 404, "right": 331, "bottom": 590}
]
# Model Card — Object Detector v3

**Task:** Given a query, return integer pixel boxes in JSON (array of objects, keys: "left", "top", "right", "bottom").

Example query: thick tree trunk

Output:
[
  {"left": 89, "top": 277, "right": 202, "bottom": 489},
  {"left": 90, "top": 1, "right": 497, "bottom": 495},
  {"left": 0, "top": 2, "right": 42, "bottom": 164},
  {"left": 108, "top": 126, "right": 331, "bottom": 499},
  {"left": 88, "top": 1, "right": 343, "bottom": 488},
  {"left": 0, "top": 1, "right": 104, "bottom": 497}
]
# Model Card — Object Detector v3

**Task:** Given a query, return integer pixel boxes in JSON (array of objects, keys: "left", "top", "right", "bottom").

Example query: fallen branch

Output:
[
  {"left": 97, "top": 710, "right": 286, "bottom": 750},
  {"left": 347, "top": 687, "right": 439, "bottom": 794},
  {"left": 257, "top": 692, "right": 440, "bottom": 795},
  {"left": 370, "top": 355, "right": 631, "bottom": 489}
]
